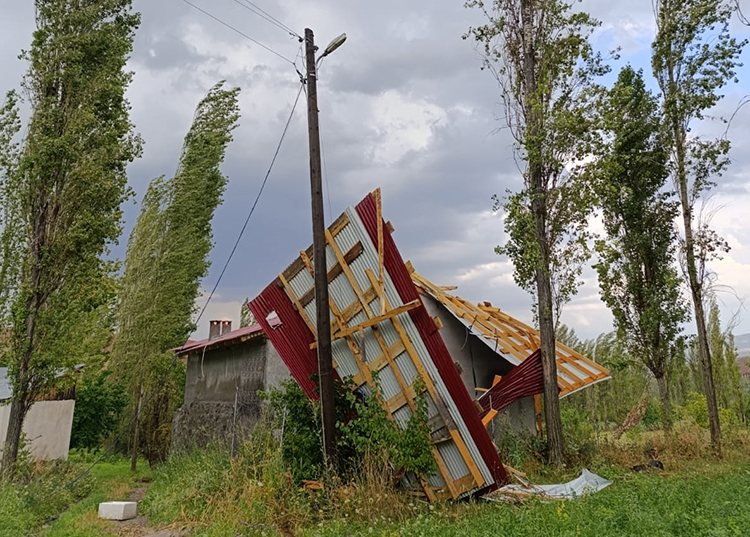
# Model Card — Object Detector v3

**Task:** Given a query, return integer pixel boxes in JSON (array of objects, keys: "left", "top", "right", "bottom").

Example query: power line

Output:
[
  {"left": 41, "top": 82, "right": 305, "bottom": 502},
  {"left": 241, "top": 0, "right": 299, "bottom": 36},
  {"left": 231, "top": 0, "right": 300, "bottom": 39},
  {"left": 179, "top": 0, "right": 295, "bottom": 65}
]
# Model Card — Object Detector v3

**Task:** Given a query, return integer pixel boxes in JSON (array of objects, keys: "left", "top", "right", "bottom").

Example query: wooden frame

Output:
[
  {"left": 276, "top": 190, "right": 487, "bottom": 501},
  {"left": 411, "top": 271, "right": 610, "bottom": 397}
]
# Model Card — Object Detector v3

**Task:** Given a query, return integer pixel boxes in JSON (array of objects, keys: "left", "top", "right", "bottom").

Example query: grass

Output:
[
  {"left": 306, "top": 461, "right": 750, "bottom": 537},
  {"left": 0, "top": 451, "right": 151, "bottom": 537},
  {"left": 7, "top": 425, "right": 750, "bottom": 537}
]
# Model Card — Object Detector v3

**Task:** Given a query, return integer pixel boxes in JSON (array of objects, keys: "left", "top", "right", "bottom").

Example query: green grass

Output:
[
  {"left": 6, "top": 448, "right": 750, "bottom": 537},
  {"left": 0, "top": 452, "right": 151, "bottom": 537},
  {"left": 306, "top": 463, "right": 750, "bottom": 537}
]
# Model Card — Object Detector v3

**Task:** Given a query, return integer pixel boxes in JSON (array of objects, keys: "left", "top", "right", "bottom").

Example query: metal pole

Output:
[{"left": 305, "top": 27, "right": 336, "bottom": 463}]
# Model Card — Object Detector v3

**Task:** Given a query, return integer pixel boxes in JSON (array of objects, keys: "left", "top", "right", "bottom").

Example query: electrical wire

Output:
[
  {"left": 179, "top": 0, "right": 296, "bottom": 65},
  {"left": 41, "top": 81, "right": 305, "bottom": 501},
  {"left": 232, "top": 0, "right": 300, "bottom": 38}
]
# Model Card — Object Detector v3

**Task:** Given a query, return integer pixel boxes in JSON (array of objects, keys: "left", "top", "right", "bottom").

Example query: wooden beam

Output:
[{"left": 364, "top": 269, "right": 485, "bottom": 491}]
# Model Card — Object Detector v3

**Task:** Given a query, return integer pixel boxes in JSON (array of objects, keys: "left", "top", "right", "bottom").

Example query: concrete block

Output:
[{"left": 98, "top": 501, "right": 138, "bottom": 521}]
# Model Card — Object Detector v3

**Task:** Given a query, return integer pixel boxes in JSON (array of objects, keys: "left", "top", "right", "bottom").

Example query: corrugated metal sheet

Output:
[
  {"left": 250, "top": 191, "right": 508, "bottom": 500},
  {"left": 477, "top": 350, "right": 545, "bottom": 419},
  {"left": 354, "top": 194, "right": 508, "bottom": 496}
]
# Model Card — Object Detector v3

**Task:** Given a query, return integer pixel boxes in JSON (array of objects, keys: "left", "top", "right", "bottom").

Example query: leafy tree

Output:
[
  {"left": 240, "top": 297, "right": 256, "bottom": 328},
  {"left": 0, "top": 0, "right": 141, "bottom": 477},
  {"left": 71, "top": 369, "right": 128, "bottom": 451},
  {"left": 651, "top": 0, "right": 746, "bottom": 454},
  {"left": 593, "top": 66, "right": 688, "bottom": 430},
  {"left": 112, "top": 81, "right": 240, "bottom": 469},
  {"left": 707, "top": 299, "right": 744, "bottom": 417},
  {"left": 465, "top": 0, "right": 607, "bottom": 465}
]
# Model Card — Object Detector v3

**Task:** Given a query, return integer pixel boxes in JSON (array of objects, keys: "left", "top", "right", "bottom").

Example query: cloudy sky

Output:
[{"left": 1, "top": 0, "right": 749, "bottom": 342}]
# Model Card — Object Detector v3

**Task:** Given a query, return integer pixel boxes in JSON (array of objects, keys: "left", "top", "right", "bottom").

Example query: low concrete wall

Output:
[
  {"left": 0, "top": 400, "right": 75, "bottom": 461},
  {"left": 171, "top": 400, "right": 260, "bottom": 452}
]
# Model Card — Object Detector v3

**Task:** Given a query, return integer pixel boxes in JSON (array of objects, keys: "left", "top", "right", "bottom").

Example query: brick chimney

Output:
[
  {"left": 220, "top": 320, "right": 232, "bottom": 336},
  {"left": 208, "top": 320, "right": 222, "bottom": 341}
]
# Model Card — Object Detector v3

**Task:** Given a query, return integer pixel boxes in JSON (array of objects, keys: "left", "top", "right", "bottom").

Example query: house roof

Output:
[
  {"left": 411, "top": 271, "right": 611, "bottom": 397},
  {"left": 249, "top": 190, "right": 508, "bottom": 501},
  {"left": 175, "top": 320, "right": 278, "bottom": 356},
  {"left": 0, "top": 365, "right": 84, "bottom": 402}
]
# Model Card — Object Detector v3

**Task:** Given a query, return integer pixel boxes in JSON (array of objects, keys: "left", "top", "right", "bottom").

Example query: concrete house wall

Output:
[
  {"left": 420, "top": 294, "right": 538, "bottom": 437},
  {"left": 172, "top": 336, "right": 290, "bottom": 451}
]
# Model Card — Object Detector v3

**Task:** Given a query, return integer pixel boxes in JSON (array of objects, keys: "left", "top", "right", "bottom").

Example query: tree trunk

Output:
[
  {"left": 673, "top": 127, "right": 722, "bottom": 455},
  {"left": 1, "top": 398, "right": 27, "bottom": 480},
  {"left": 521, "top": 0, "right": 565, "bottom": 466},
  {"left": 656, "top": 373, "right": 672, "bottom": 431},
  {"left": 131, "top": 384, "right": 143, "bottom": 473}
]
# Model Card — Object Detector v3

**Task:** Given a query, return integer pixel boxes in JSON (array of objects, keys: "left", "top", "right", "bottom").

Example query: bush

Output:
[
  {"left": 262, "top": 378, "right": 436, "bottom": 484},
  {"left": 678, "top": 392, "right": 740, "bottom": 430},
  {"left": 560, "top": 405, "right": 596, "bottom": 463},
  {"left": 70, "top": 369, "right": 127, "bottom": 450},
  {"left": 641, "top": 397, "right": 662, "bottom": 430}
]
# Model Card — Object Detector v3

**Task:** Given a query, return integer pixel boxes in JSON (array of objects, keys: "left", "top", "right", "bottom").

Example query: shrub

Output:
[
  {"left": 70, "top": 369, "right": 127, "bottom": 450},
  {"left": 679, "top": 392, "right": 710, "bottom": 428},
  {"left": 263, "top": 377, "right": 436, "bottom": 484}
]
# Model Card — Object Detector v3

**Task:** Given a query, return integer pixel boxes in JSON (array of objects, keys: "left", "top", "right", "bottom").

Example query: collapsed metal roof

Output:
[
  {"left": 250, "top": 190, "right": 508, "bottom": 501},
  {"left": 411, "top": 271, "right": 610, "bottom": 397}
]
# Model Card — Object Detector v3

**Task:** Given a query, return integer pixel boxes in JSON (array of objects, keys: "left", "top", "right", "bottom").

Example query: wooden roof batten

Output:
[{"left": 410, "top": 271, "right": 611, "bottom": 397}]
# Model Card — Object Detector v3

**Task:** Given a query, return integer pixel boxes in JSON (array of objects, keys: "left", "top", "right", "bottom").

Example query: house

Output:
[
  {"left": 249, "top": 190, "right": 610, "bottom": 501},
  {"left": 0, "top": 366, "right": 78, "bottom": 461},
  {"left": 412, "top": 270, "right": 610, "bottom": 437},
  {"left": 171, "top": 318, "right": 290, "bottom": 452}
]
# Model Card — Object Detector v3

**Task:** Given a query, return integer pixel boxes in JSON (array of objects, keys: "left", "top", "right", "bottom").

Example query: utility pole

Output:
[{"left": 305, "top": 27, "right": 336, "bottom": 463}]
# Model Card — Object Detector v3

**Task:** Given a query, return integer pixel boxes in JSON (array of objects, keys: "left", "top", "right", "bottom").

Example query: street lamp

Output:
[{"left": 322, "top": 33, "right": 347, "bottom": 57}]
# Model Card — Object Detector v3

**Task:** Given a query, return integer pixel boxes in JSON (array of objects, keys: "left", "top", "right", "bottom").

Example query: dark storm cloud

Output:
[{"left": 1, "top": 0, "right": 748, "bottom": 339}]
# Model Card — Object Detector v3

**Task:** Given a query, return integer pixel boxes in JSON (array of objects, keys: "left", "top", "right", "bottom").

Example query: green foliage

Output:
[
  {"left": 592, "top": 66, "right": 688, "bottom": 429},
  {"left": 652, "top": 0, "right": 747, "bottom": 445},
  {"left": 112, "top": 81, "right": 240, "bottom": 464},
  {"left": 0, "top": 0, "right": 141, "bottom": 473},
  {"left": 466, "top": 0, "right": 607, "bottom": 324},
  {"left": 641, "top": 398, "right": 662, "bottom": 430},
  {"left": 264, "top": 378, "right": 436, "bottom": 484},
  {"left": 70, "top": 369, "right": 128, "bottom": 451},
  {"left": 240, "top": 297, "right": 256, "bottom": 327}
]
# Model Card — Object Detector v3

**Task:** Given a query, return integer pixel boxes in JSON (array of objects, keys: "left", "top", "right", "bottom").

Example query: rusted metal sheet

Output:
[{"left": 249, "top": 191, "right": 508, "bottom": 500}]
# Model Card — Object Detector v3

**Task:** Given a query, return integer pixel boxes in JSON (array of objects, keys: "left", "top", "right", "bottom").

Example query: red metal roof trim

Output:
[
  {"left": 249, "top": 279, "right": 325, "bottom": 399},
  {"left": 354, "top": 193, "right": 509, "bottom": 491},
  {"left": 175, "top": 322, "right": 273, "bottom": 356},
  {"left": 477, "top": 349, "right": 545, "bottom": 418}
]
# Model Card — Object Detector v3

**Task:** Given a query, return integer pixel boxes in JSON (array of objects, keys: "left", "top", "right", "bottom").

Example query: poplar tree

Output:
[
  {"left": 0, "top": 0, "right": 141, "bottom": 477},
  {"left": 465, "top": 0, "right": 607, "bottom": 465},
  {"left": 593, "top": 66, "right": 688, "bottom": 430},
  {"left": 652, "top": 0, "right": 746, "bottom": 454},
  {"left": 112, "top": 82, "right": 240, "bottom": 467},
  {"left": 240, "top": 297, "right": 256, "bottom": 328}
]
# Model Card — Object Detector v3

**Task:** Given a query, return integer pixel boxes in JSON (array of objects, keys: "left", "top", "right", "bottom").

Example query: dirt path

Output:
[{"left": 111, "top": 479, "right": 187, "bottom": 537}]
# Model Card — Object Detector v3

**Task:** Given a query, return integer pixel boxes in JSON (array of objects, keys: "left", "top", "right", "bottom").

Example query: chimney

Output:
[
  {"left": 220, "top": 320, "right": 232, "bottom": 336},
  {"left": 209, "top": 320, "right": 222, "bottom": 341}
]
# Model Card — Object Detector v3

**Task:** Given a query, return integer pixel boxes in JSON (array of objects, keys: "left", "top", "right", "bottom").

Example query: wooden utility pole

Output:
[{"left": 305, "top": 27, "right": 336, "bottom": 463}]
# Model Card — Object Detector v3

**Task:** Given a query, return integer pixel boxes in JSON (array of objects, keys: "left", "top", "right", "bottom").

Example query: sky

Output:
[{"left": 0, "top": 0, "right": 749, "bottom": 342}]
